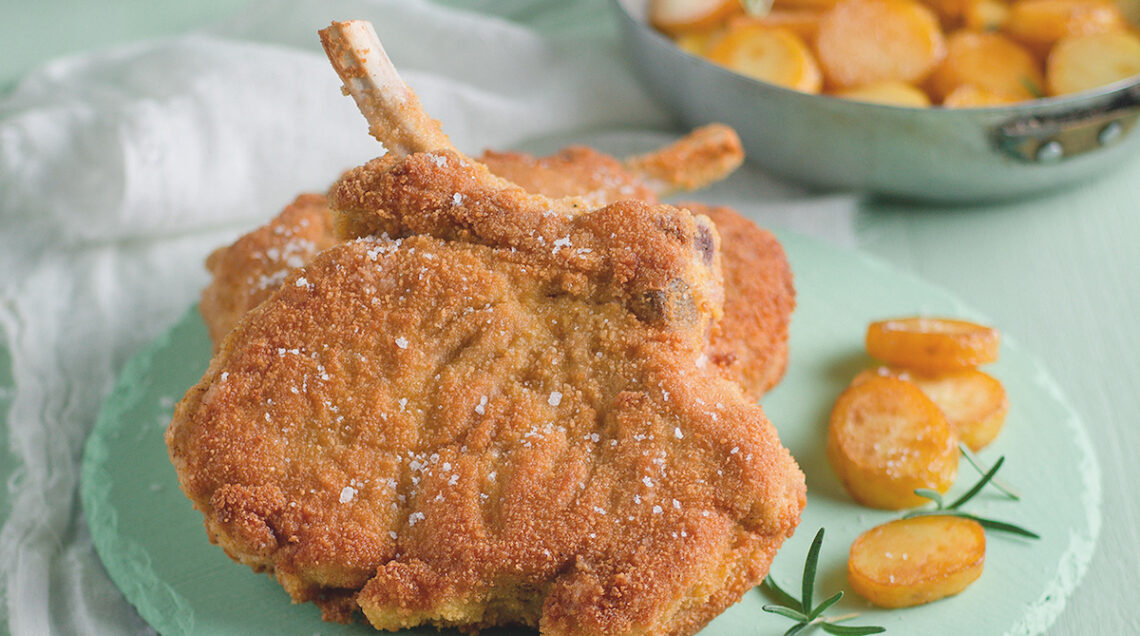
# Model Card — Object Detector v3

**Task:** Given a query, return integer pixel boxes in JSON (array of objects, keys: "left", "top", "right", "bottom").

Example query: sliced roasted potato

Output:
[
  {"left": 675, "top": 27, "right": 726, "bottom": 56},
  {"left": 729, "top": 8, "right": 828, "bottom": 42},
  {"left": 919, "top": 0, "right": 971, "bottom": 22},
  {"left": 849, "top": 515, "right": 986, "bottom": 608},
  {"left": 828, "top": 376, "right": 959, "bottom": 509},
  {"left": 651, "top": 0, "right": 744, "bottom": 36},
  {"left": 775, "top": 0, "right": 844, "bottom": 9},
  {"left": 1047, "top": 30, "right": 1140, "bottom": 95},
  {"left": 964, "top": 0, "right": 1012, "bottom": 32},
  {"left": 866, "top": 317, "right": 1000, "bottom": 373},
  {"left": 815, "top": 0, "right": 947, "bottom": 88},
  {"left": 706, "top": 23, "right": 824, "bottom": 92},
  {"left": 928, "top": 31, "right": 1043, "bottom": 100},
  {"left": 833, "top": 79, "right": 933, "bottom": 105},
  {"left": 941, "top": 83, "right": 1026, "bottom": 105},
  {"left": 1004, "top": 0, "right": 1127, "bottom": 56},
  {"left": 854, "top": 366, "right": 1009, "bottom": 450}
]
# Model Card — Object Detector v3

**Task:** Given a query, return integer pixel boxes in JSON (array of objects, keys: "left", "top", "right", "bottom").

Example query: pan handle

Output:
[{"left": 994, "top": 84, "right": 1140, "bottom": 163}]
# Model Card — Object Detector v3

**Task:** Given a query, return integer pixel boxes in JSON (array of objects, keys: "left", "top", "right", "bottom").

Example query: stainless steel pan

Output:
[{"left": 613, "top": 0, "right": 1140, "bottom": 202}]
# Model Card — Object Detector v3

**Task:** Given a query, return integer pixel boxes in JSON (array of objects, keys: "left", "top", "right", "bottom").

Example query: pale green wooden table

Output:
[{"left": 1, "top": 1, "right": 1137, "bottom": 635}]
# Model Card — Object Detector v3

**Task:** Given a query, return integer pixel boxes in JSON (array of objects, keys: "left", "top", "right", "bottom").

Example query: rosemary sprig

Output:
[
  {"left": 1020, "top": 75, "right": 1045, "bottom": 99},
  {"left": 762, "top": 528, "right": 885, "bottom": 635},
  {"left": 904, "top": 456, "right": 1040, "bottom": 539},
  {"left": 959, "top": 443, "right": 1020, "bottom": 500}
]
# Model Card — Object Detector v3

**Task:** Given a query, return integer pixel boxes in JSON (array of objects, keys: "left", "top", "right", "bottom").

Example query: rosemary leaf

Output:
[
  {"left": 913, "top": 488, "right": 945, "bottom": 508},
  {"left": 958, "top": 513, "right": 1041, "bottom": 539},
  {"left": 764, "top": 605, "right": 809, "bottom": 622},
  {"left": 802, "top": 528, "right": 826, "bottom": 613},
  {"left": 810, "top": 591, "right": 845, "bottom": 620},
  {"left": 821, "top": 622, "right": 888, "bottom": 635},
  {"left": 762, "top": 575, "right": 803, "bottom": 612},
  {"left": 948, "top": 456, "right": 1005, "bottom": 510},
  {"left": 960, "top": 444, "right": 1020, "bottom": 500},
  {"left": 1020, "top": 75, "right": 1045, "bottom": 99},
  {"left": 785, "top": 621, "right": 810, "bottom": 636}
]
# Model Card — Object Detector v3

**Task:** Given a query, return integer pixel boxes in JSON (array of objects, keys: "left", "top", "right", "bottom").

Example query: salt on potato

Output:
[
  {"left": 848, "top": 515, "right": 986, "bottom": 608},
  {"left": 827, "top": 376, "right": 959, "bottom": 510}
]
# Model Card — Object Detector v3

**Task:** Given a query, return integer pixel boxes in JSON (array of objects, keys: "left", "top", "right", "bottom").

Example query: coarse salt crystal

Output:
[
  {"left": 295, "top": 277, "right": 309, "bottom": 287},
  {"left": 652, "top": 505, "right": 663, "bottom": 514},
  {"left": 548, "top": 391, "right": 563, "bottom": 407},
  {"left": 408, "top": 512, "right": 425, "bottom": 526},
  {"left": 339, "top": 486, "right": 356, "bottom": 503},
  {"left": 395, "top": 336, "right": 409, "bottom": 349},
  {"left": 674, "top": 427, "right": 684, "bottom": 439},
  {"left": 642, "top": 476, "right": 654, "bottom": 488},
  {"left": 452, "top": 193, "right": 465, "bottom": 206}
]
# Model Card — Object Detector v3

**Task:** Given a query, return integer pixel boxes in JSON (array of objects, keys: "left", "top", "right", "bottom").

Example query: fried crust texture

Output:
[
  {"left": 199, "top": 145, "right": 793, "bottom": 401},
  {"left": 169, "top": 152, "right": 804, "bottom": 635}
]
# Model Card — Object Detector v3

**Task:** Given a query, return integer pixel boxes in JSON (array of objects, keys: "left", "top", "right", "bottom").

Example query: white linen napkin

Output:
[{"left": 0, "top": 0, "right": 853, "bottom": 633}]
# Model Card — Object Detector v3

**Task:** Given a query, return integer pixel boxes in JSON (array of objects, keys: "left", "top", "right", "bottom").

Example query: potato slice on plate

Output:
[
  {"left": 927, "top": 31, "right": 1044, "bottom": 101},
  {"left": 855, "top": 366, "right": 1009, "bottom": 450},
  {"left": 651, "top": 0, "right": 743, "bottom": 36},
  {"left": 866, "top": 316, "right": 1000, "bottom": 373},
  {"left": 941, "top": 83, "right": 1027, "bottom": 106},
  {"left": 833, "top": 80, "right": 933, "bottom": 105},
  {"left": 849, "top": 515, "right": 986, "bottom": 607},
  {"left": 828, "top": 376, "right": 959, "bottom": 509},
  {"left": 706, "top": 23, "right": 824, "bottom": 92},
  {"left": 1047, "top": 30, "right": 1140, "bottom": 95},
  {"left": 815, "top": 0, "right": 947, "bottom": 89},
  {"left": 1004, "top": 0, "right": 1127, "bottom": 56}
]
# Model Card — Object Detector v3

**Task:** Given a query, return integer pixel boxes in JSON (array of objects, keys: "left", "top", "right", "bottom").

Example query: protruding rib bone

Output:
[
  {"left": 319, "top": 20, "right": 455, "bottom": 155},
  {"left": 624, "top": 124, "right": 745, "bottom": 197}
]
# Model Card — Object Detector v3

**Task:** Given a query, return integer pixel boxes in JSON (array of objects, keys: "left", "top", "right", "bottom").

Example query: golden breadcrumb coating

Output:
[
  {"left": 199, "top": 145, "right": 792, "bottom": 400},
  {"left": 169, "top": 151, "right": 804, "bottom": 635},
  {"left": 200, "top": 194, "right": 337, "bottom": 348},
  {"left": 682, "top": 203, "right": 795, "bottom": 396}
]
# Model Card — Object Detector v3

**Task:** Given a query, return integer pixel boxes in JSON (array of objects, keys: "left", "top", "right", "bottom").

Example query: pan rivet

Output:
[
  {"left": 1036, "top": 140, "right": 1063, "bottom": 163},
  {"left": 1098, "top": 121, "right": 1123, "bottom": 146}
]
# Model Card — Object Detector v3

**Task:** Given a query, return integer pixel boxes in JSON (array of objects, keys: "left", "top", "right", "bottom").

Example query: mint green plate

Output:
[{"left": 81, "top": 231, "right": 1100, "bottom": 635}]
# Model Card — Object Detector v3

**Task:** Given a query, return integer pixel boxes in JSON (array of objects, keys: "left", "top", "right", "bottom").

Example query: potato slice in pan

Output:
[
  {"left": 706, "top": 23, "right": 824, "bottom": 92},
  {"left": 941, "top": 83, "right": 1027, "bottom": 106},
  {"left": 919, "top": 0, "right": 970, "bottom": 23},
  {"left": 849, "top": 515, "right": 986, "bottom": 608},
  {"left": 963, "top": 0, "right": 1011, "bottom": 32},
  {"left": 1047, "top": 30, "right": 1140, "bottom": 95},
  {"left": 675, "top": 27, "right": 726, "bottom": 56},
  {"left": 866, "top": 316, "right": 1000, "bottom": 373},
  {"left": 728, "top": 8, "right": 827, "bottom": 42},
  {"left": 854, "top": 366, "right": 1009, "bottom": 450},
  {"left": 1004, "top": 0, "right": 1127, "bottom": 57},
  {"left": 927, "top": 31, "right": 1043, "bottom": 101},
  {"left": 651, "top": 0, "right": 743, "bottom": 36},
  {"left": 833, "top": 80, "right": 932, "bottom": 105},
  {"left": 828, "top": 376, "right": 959, "bottom": 509},
  {"left": 815, "top": 0, "right": 947, "bottom": 89}
]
